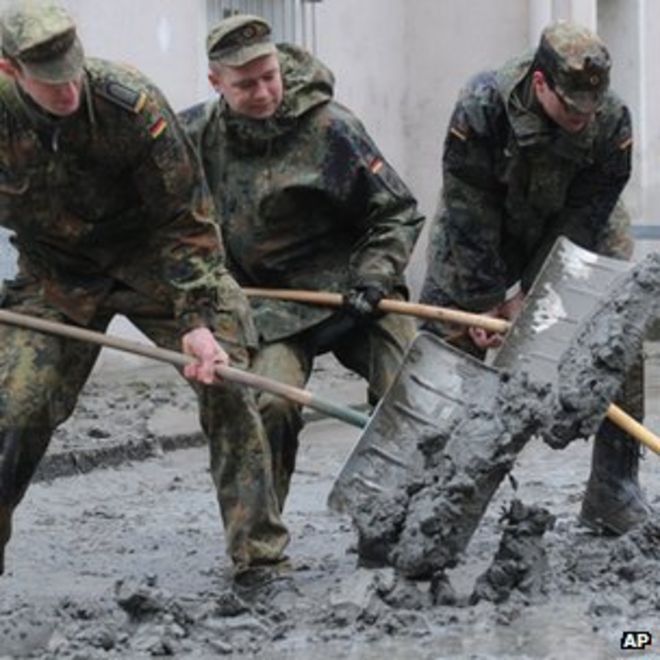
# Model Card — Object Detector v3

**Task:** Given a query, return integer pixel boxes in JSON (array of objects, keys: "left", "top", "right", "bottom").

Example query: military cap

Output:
[
  {"left": 535, "top": 20, "right": 610, "bottom": 114},
  {"left": 206, "top": 14, "right": 276, "bottom": 66},
  {"left": 0, "top": 2, "right": 84, "bottom": 83}
]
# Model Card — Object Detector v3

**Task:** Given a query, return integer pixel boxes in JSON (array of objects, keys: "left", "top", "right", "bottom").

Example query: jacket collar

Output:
[{"left": 496, "top": 52, "right": 598, "bottom": 161}]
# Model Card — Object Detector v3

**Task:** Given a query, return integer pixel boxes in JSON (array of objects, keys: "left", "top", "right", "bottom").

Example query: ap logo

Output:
[{"left": 621, "top": 631, "right": 652, "bottom": 650}]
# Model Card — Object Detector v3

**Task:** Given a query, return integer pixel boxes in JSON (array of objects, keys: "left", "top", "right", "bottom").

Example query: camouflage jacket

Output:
[
  {"left": 422, "top": 53, "right": 633, "bottom": 313},
  {"left": 0, "top": 58, "right": 231, "bottom": 335},
  {"left": 180, "top": 44, "right": 423, "bottom": 343}
]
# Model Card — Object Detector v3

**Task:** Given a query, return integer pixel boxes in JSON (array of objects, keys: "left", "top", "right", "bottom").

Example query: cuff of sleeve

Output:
[
  {"left": 178, "top": 308, "right": 216, "bottom": 337},
  {"left": 348, "top": 272, "right": 393, "bottom": 294},
  {"left": 452, "top": 288, "right": 506, "bottom": 314}
]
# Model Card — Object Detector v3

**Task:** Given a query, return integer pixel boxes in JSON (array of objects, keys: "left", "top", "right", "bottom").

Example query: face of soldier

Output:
[
  {"left": 209, "top": 53, "right": 283, "bottom": 120},
  {"left": 532, "top": 71, "right": 594, "bottom": 134},
  {"left": 0, "top": 59, "right": 83, "bottom": 116}
]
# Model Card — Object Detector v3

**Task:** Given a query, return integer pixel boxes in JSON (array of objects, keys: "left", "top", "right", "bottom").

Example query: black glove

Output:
[{"left": 343, "top": 285, "right": 386, "bottom": 318}]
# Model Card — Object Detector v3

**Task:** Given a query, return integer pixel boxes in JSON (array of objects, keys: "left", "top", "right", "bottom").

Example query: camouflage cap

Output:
[
  {"left": 0, "top": 2, "right": 84, "bottom": 83},
  {"left": 206, "top": 14, "right": 276, "bottom": 66},
  {"left": 535, "top": 20, "right": 610, "bottom": 114}
]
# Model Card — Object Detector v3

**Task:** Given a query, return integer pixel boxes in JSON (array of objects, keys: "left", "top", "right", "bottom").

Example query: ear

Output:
[
  {"left": 208, "top": 70, "right": 223, "bottom": 94},
  {"left": 531, "top": 69, "right": 547, "bottom": 93},
  {"left": 0, "top": 58, "right": 20, "bottom": 79}
]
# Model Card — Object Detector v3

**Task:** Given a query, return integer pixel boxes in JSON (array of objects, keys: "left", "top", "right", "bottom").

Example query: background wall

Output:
[{"left": 0, "top": 0, "right": 657, "bottom": 305}]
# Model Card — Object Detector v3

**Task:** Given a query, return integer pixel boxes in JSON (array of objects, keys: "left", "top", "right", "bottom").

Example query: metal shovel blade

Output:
[
  {"left": 327, "top": 331, "right": 501, "bottom": 513},
  {"left": 491, "top": 236, "right": 632, "bottom": 381},
  {"left": 328, "top": 237, "right": 633, "bottom": 518}
]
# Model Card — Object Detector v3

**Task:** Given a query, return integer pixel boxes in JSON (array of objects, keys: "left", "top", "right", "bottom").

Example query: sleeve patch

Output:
[
  {"left": 369, "top": 157, "right": 384, "bottom": 174},
  {"left": 148, "top": 116, "right": 167, "bottom": 139},
  {"left": 618, "top": 136, "right": 633, "bottom": 151},
  {"left": 449, "top": 126, "right": 468, "bottom": 141}
]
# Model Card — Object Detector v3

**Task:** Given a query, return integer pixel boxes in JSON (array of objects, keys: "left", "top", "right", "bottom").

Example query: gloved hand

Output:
[{"left": 343, "top": 285, "right": 386, "bottom": 318}]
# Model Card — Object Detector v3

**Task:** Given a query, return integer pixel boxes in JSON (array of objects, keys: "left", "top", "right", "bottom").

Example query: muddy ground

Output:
[{"left": 1, "top": 352, "right": 660, "bottom": 659}]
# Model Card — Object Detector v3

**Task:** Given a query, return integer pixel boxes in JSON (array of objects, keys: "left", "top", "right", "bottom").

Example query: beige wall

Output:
[{"left": 62, "top": 0, "right": 208, "bottom": 111}]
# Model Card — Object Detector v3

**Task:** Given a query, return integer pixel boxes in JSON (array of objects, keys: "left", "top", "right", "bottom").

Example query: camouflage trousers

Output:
[
  {"left": 252, "top": 310, "right": 416, "bottom": 511},
  {"left": 0, "top": 276, "right": 288, "bottom": 572}
]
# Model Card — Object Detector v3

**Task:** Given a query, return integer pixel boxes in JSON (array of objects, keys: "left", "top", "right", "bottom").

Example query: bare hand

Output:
[
  {"left": 467, "top": 291, "right": 526, "bottom": 350},
  {"left": 181, "top": 327, "right": 228, "bottom": 385},
  {"left": 468, "top": 325, "right": 504, "bottom": 349}
]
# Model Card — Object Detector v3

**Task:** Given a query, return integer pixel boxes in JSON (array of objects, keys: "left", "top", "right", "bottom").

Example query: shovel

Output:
[
  {"left": 0, "top": 309, "right": 369, "bottom": 429},
  {"left": 328, "top": 237, "right": 660, "bottom": 516},
  {"left": 327, "top": 237, "right": 660, "bottom": 577}
]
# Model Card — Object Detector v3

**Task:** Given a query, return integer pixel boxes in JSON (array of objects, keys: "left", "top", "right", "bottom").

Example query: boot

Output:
[
  {"left": 0, "top": 505, "right": 11, "bottom": 575},
  {"left": 580, "top": 420, "right": 651, "bottom": 535}
]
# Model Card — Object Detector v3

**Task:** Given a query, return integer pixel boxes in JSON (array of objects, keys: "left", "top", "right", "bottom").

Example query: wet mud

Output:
[
  {"left": 550, "top": 252, "right": 660, "bottom": 446},
  {"left": 354, "top": 371, "right": 553, "bottom": 578},
  {"left": 1, "top": 353, "right": 659, "bottom": 657},
  {"left": 470, "top": 499, "right": 555, "bottom": 605}
]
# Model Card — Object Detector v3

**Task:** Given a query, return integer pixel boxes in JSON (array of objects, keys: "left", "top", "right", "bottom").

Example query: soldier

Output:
[
  {"left": 421, "top": 20, "right": 650, "bottom": 534},
  {"left": 180, "top": 15, "right": 424, "bottom": 511},
  {"left": 0, "top": 2, "right": 288, "bottom": 577}
]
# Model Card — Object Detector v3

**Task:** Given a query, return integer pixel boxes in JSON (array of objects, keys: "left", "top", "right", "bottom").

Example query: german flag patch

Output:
[
  {"left": 149, "top": 116, "right": 167, "bottom": 139},
  {"left": 618, "top": 136, "right": 633, "bottom": 151},
  {"left": 449, "top": 126, "right": 468, "bottom": 141},
  {"left": 369, "top": 157, "right": 384, "bottom": 174}
]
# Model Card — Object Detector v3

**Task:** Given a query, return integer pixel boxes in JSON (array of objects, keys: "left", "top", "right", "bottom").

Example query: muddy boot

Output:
[
  {"left": 0, "top": 505, "right": 11, "bottom": 575},
  {"left": 580, "top": 421, "right": 651, "bottom": 535}
]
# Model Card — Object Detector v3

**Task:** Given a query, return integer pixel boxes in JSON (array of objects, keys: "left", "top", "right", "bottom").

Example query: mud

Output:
[
  {"left": 1, "top": 355, "right": 660, "bottom": 658},
  {"left": 550, "top": 252, "right": 660, "bottom": 446},
  {"left": 354, "top": 371, "right": 553, "bottom": 578},
  {"left": 470, "top": 499, "right": 555, "bottom": 605}
]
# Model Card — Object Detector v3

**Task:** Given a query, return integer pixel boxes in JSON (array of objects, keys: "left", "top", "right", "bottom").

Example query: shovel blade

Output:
[
  {"left": 327, "top": 331, "right": 501, "bottom": 513},
  {"left": 492, "top": 237, "right": 632, "bottom": 380}
]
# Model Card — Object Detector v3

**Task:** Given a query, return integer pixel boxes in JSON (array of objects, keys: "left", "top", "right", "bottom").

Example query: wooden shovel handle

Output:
[
  {"left": 244, "top": 287, "right": 511, "bottom": 334},
  {"left": 606, "top": 404, "right": 660, "bottom": 454},
  {"left": 0, "top": 309, "right": 369, "bottom": 429}
]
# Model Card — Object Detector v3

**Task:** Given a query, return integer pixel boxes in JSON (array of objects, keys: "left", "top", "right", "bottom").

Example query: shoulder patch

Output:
[{"left": 95, "top": 80, "right": 147, "bottom": 114}]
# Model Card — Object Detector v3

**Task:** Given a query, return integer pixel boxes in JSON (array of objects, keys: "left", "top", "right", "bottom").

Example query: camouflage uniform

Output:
[
  {"left": 421, "top": 22, "right": 648, "bottom": 535},
  {"left": 181, "top": 40, "right": 423, "bottom": 509},
  {"left": 421, "top": 54, "right": 633, "bottom": 319},
  {"left": 0, "top": 6, "right": 288, "bottom": 574}
]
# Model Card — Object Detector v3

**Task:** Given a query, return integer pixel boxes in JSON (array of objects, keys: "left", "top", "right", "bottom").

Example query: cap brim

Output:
[
  {"left": 211, "top": 41, "right": 276, "bottom": 67},
  {"left": 555, "top": 86, "right": 604, "bottom": 115},
  {"left": 22, "top": 36, "right": 84, "bottom": 83}
]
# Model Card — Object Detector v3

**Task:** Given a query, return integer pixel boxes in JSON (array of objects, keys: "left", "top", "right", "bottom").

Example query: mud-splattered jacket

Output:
[
  {"left": 0, "top": 58, "right": 230, "bottom": 333},
  {"left": 422, "top": 53, "right": 633, "bottom": 313},
  {"left": 180, "top": 45, "right": 423, "bottom": 343}
]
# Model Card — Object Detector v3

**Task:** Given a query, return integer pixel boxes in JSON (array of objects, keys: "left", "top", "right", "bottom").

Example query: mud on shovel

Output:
[{"left": 325, "top": 237, "right": 660, "bottom": 578}]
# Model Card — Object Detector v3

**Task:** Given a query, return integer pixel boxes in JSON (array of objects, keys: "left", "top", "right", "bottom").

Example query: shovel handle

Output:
[
  {"left": 606, "top": 403, "right": 660, "bottom": 455},
  {"left": 0, "top": 309, "right": 369, "bottom": 429},
  {"left": 244, "top": 288, "right": 511, "bottom": 334}
]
